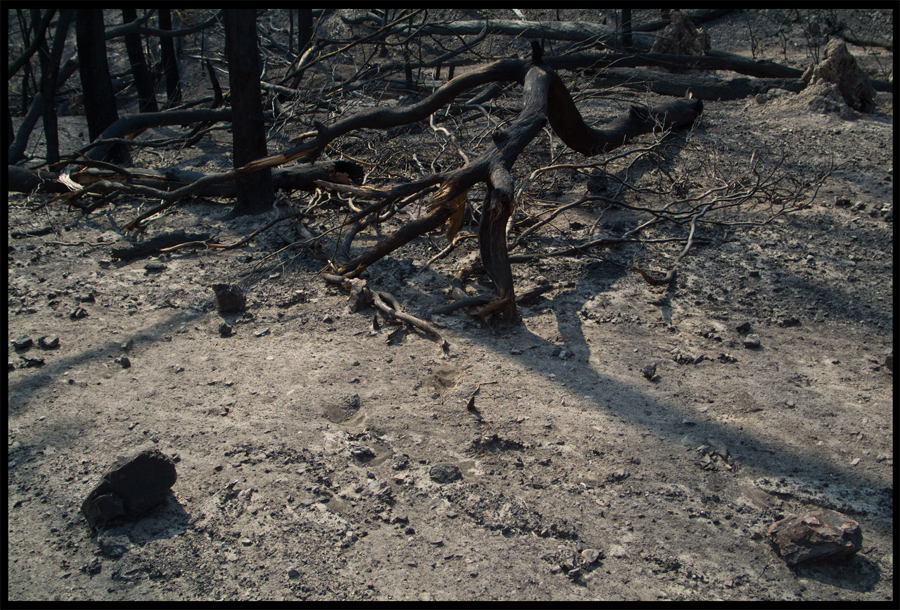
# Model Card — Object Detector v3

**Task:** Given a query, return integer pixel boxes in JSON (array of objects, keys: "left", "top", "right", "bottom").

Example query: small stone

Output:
[
  {"left": 642, "top": 363, "right": 657, "bottom": 380},
  {"left": 429, "top": 462, "right": 462, "bottom": 484},
  {"left": 39, "top": 335, "right": 60, "bottom": 349},
  {"left": 351, "top": 446, "right": 376, "bottom": 461},
  {"left": 12, "top": 335, "right": 34, "bottom": 350},
  {"left": 287, "top": 567, "right": 300, "bottom": 579},
  {"left": 735, "top": 321, "right": 752, "bottom": 333},
  {"left": 241, "top": 538, "right": 252, "bottom": 546},
  {"left": 70, "top": 307, "right": 88, "bottom": 319},
  {"left": 850, "top": 458, "right": 861, "bottom": 466},
  {"left": 743, "top": 334, "right": 761, "bottom": 349},
  {"left": 581, "top": 548, "right": 603, "bottom": 568},
  {"left": 114, "top": 356, "right": 131, "bottom": 369},
  {"left": 19, "top": 355, "right": 45, "bottom": 368},
  {"left": 767, "top": 508, "right": 863, "bottom": 566},
  {"left": 218, "top": 322, "right": 233, "bottom": 337},
  {"left": 875, "top": 454, "right": 890, "bottom": 463},
  {"left": 121, "top": 339, "right": 134, "bottom": 351},
  {"left": 254, "top": 328, "right": 270, "bottom": 337}
]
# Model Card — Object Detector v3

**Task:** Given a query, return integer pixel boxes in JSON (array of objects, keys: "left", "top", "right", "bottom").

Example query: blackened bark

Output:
[
  {"left": 39, "top": 9, "right": 75, "bottom": 165},
  {"left": 122, "top": 8, "right": 159, "bottom": 113},
  {"left": 297, "top": 9, "right": 313, "bottom": 52},
  {"left": 76, "top": 9, "right": 130, "bottom": 165},
  {"left": 621, "top": 9, "right": 633, "bottom": 51},
  {"left": 223, "top": 9, "right": 274, "bottom": 216},
  {"left": 158, "top": 9, "right": 182, "bottom": 106}
]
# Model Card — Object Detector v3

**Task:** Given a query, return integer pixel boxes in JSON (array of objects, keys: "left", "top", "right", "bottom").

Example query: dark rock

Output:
[
  {"left": 70, "top": 307, "right": 88, "bottom": 319},
  {"left": 143, "top": 262, "right": 167, "bottom": 273},
  {"left": 218, "top": 322, "right": 233, "bottom": 337},
  {"left": 19, "top": 355, "right": 45, "bottom": 368},
  {"left": 12, "top": 335, "right": 33, "bottom": 350},
  {"left": 39, "top": 335, "right": 60, "bottom": 349},
  {"left": 81, "top": 449, "right": 177, "bottom": 531},
  {"left": 429, "top": 462, "right": 462, "bottom": 484},
  {"left": 767, "top": 508, "right": 863, "bottom": 566},
  {"left": 350, "top": 445, "right": 376, "bottom": 461},
  {"left": 642, "top": 363, "right": 657, "bottom": 380},
  {"left": 114, "top": 356, "right": 131, "bottom": 368},
  {"left": 212, "top": 284, "right": 246, "bottom": 314},
  {"left": 743, "top": 334, "right": 761, "bottom": 349},
  {"left": 735, "top": 321, "right": 752, "bottom": 333}
]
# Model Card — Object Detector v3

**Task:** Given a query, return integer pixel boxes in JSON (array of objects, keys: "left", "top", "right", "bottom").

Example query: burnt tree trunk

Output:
[
  {"left": 122, "top": 8, "right": 159, "bottom": 113},
  {"left": 76, "top": 9, "right": 130, "bottom": 165},
  {"left": 223, "top": 9, "right": 274, "bottom": 217},
  {"left": 297, "top": 9, "right": 313, "bottom": 53},
  {"left": 158, "top": 9, "right": 183, "bottom": 107},
  {"left": 39, "top": 9, "right": 75, "bottom": 165},
  {"left": 621, "top": 9, "right": 633, "bottom": 51}
]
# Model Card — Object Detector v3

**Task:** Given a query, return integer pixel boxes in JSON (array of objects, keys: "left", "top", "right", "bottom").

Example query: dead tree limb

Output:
[{"left": 332, "top": 42, "right": 701, "bottom": 322}]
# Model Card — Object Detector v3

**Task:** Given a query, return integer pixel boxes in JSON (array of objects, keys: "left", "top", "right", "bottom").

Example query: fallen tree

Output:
[{"left": 247, "top": 42, "right": 702, "bottom": 322}]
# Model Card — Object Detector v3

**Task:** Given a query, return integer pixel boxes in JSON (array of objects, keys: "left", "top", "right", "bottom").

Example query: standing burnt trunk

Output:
[
  {"left": 158, "top": 9, "right": 183, "bottom": 107},
  {"left": 39, "top": 9, "right": 74, "bottom": 165},
  {"left": 223, "top": 9, "right": 274, "bottom": 217},
  {"left": 76, "top": 9, "right": 130, "bottom": 165},
  {"left": 122, "top": 8, "right": 159, "bottom": 113}
]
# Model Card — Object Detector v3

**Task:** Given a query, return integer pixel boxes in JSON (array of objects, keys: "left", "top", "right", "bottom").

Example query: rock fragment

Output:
[
  {"left": 39, "top": 335, "right": 60, "bottom": 349},
  {"left": 429, "top": 462, "right": 462, "bottom": 484},
  {"left": 12, "top": 335, "right": 34, "bottom": 350},
  {"left": 81, "top": 449, "right": 177, "bottom": 531},
  {"left": 767, "top": 508, "right": 863, "bottom": 566}
]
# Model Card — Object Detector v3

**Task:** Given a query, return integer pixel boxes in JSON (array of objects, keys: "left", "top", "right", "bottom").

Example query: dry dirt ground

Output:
[{"left": 7, "top": 9, "right": 894, "bottom": 602}]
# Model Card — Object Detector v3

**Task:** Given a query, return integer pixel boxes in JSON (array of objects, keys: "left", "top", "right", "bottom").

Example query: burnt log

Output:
[{"left": 7, "top": 161, "right": 360, "bottom": 197}]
